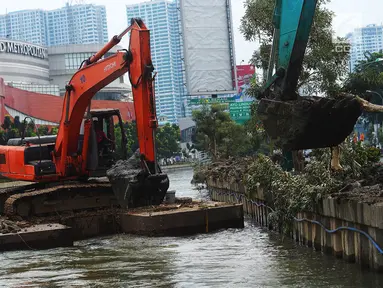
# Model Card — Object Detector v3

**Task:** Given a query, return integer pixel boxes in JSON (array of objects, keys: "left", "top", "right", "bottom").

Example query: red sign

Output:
[{"left": 235, "top": 65, "right": 255, "bottom": 92}]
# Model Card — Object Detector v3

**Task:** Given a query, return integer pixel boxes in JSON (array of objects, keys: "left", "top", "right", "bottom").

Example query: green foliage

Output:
[
  {"left": 244, "top": 141, "right": 380, "bottom": 234},
  {"left": 244, "top": 102, "right": 271, "bottom": 154},
  {"left": 114, "top": 121, "right": 181, "bottom": 160},
  {"left": 240, "top": 0, "right": 350, "bottom": 95},
  {"left": 114, "top": 121, "right": 139, "bottom": 159},
  {"left": 156, "top": 123, "right": 181, "bottom": 159},
  {"left": 344, "top": 51, "right": 383, "bottom": 126},
  {"left": 192, "top": 104, "right": 259, "bottom": 159},
  {"left": 37, "top": 125, "right": 49, "bottom": 136},
  {"left": 344, "top": 51, "right": 383, "bottom": 94},
  {"left": 0, "top": 116, "right": 54, "bottom": 144}
]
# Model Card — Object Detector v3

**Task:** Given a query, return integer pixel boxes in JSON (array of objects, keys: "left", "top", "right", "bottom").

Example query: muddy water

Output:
[{"left": 1, "top": 168, "right": 383, "bottom": 287}]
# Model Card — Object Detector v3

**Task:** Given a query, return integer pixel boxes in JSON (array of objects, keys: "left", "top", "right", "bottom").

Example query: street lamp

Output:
[
  {"left": 366, "top": 90, "right": 383, "bottom": 104},
  {"left": 366, "top": 90, "right": 383, "bottom": 147}
]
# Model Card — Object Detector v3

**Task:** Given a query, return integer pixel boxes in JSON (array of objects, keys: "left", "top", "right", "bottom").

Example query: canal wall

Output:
[{"left": 206, "top": 177, "right": 383, "bottom": 272}]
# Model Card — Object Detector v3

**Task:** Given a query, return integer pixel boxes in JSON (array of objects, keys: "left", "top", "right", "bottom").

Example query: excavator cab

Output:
[
  {"left": 258, "top": 0, "right": 363, "bottom": 151},
  {"left": 5, "top": 108, "right": 128, "bottom": 179},
  {"left": 86, "top": 109, "right": 128, "bottom": 177}
]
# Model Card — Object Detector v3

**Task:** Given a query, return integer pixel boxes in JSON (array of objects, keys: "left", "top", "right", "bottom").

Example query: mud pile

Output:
[
  {"left": 106, "top": 151, "right": 142, "bottom": 209},
  {"left": 194, "top": 157, "right": 256, "bottom": 184},
  {"left": 106, "top": 150, "right": 170, "bottom": 209},
  {"left": 0, "top": 217, "right": 30, "bottom": 234},
  {"left": 257, "top": 96, "right": 362, "bottom": 150}
]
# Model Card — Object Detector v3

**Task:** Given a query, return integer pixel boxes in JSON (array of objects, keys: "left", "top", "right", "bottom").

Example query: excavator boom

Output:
[{"left": 257, "top": 0, "right": 363, "bottom": 151}]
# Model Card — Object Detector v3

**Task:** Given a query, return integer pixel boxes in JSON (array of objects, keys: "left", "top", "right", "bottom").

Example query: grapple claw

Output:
[
  {"left": 257, "top": 96, "right": 363, "bottom": 151},
  {"left": 106, "top": 154, "right": 169, "bottom": 209}
]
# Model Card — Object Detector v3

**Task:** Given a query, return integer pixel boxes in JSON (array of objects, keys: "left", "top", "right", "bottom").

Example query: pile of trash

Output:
[
  {"left": 192, "top": 157, "right": 256, "bottom": 184},
  {"left": 0, "top": 217, "right": 30, "bottom": 234}
]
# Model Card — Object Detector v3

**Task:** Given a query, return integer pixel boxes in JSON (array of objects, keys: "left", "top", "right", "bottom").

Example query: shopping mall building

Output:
[
  {"left": 0, "top": 39, "right": 134, "bottom": 125},
  {"left": 0, "top": 39, "right": 131, "bottom": 100}
]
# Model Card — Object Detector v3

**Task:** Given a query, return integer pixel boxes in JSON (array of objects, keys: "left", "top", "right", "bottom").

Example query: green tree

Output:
[
  {"left": 114, "top": 121, "right": 139, "bottom": 159},
  {"left": 37, "top": 125, "right": 49, "bottom": 136},
  {"left": 156, "top": 123, "right": 181, "bottom": 159},
  {"left": 344, "top": 51, "right": 383, "bottom": 127},
  {"left": 192, "top": 104, "right": 255, "bottom": 159},
  {"left": 240, "top": 0, "right": 350, "bottom": 95}
]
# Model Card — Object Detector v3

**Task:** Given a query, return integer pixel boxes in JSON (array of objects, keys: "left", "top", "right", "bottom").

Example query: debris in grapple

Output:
[
  {"left": 107, "top": 152, "right": 170, "bottom": 209},
  {"left": 257, "top": 96, "right": 363, "bottom": 151}
]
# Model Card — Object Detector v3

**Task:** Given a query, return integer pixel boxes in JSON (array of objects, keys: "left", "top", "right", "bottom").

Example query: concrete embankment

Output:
[
  {"left": 0, "top": 200, "right": 244, "bottom": 251},
  {"left": 160, "top": 163, "right": 193, "bottom": 173},
  {"left": 206, "top": 177, "right": 383, "bottom": 272}
]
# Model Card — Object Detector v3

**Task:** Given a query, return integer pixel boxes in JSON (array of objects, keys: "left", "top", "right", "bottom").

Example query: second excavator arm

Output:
[{"left": 257, "top": 0, "right": 363, "bottom": 153}]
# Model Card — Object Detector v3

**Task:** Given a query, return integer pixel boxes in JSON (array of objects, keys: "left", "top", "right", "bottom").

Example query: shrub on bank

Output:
[{"left": 195, "top": 140, "right": 382, "bottom": 235}]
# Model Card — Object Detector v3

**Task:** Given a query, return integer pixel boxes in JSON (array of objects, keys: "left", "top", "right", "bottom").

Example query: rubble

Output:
[
  {"left": 0, "top": 217, "right": 31, "bottom": 234},
  {"left": 193, "top": 157, "right": 256, "bottom": 184},
  {"left": 106, "top": 150, "right": 169, "bottom": 209}
]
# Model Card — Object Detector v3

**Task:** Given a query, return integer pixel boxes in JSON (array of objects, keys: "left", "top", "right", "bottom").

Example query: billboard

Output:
[
  {"left": 236, "top": 65, "right": 255, "bottom": 92},
  {"left": 179, "top": 0, "right": 237, "bottom": 96}
]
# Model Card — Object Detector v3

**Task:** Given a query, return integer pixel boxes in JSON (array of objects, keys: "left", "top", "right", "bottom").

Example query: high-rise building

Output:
[
  {"left": 348, "top": 24, "right": 383, "bottom": 71},
  {"left": 0, "top": 4, "right": 108, "bottom": 47},
  {"left": 4, "top": 10, "right": 47, "bottom": 45},
  {"left": 46, "top": 4, "right": 108, "bottom": 46},
  {"left": 126, "top": 0, "right": 185, "bottom": 124}
]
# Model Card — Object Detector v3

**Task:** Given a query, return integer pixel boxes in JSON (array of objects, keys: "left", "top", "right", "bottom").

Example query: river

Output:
[{"left": 1, "top": 167, "right": 383, "bottom": 287}]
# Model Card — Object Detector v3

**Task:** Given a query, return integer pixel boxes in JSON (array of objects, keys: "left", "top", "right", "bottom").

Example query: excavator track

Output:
[
  {"left": 0, "top": 183, "right": 44, "bottom": 214},
  {"left": 2, "top": 182, "right": 119, "bottom": 218}
]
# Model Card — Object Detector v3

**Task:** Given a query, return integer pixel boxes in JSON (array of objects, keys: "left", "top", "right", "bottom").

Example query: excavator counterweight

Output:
[{"left": 258, "top": 0, "right": 363, "bottom": 151}]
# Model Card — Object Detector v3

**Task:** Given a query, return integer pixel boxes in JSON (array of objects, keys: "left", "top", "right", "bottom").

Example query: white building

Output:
[
  {"left": 48, "top": 44, "right": 131, "bottom": 100},
  {"left": 0, "top": 38, "right": 59, "bottom": 95},
  {"left": 126, "top": 0, "right": 185, "bottom": 124},
  {"left": 0, "top": 4, "right": 108, "bottom": 47},
  {"left": 347, "top": 24, "right": 383, "bottom": 71}
]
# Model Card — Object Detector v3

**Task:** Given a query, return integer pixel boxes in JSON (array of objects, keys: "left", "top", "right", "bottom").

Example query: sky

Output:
[{"left": 2, "top": 0, "right": 383, "bottom": 65}]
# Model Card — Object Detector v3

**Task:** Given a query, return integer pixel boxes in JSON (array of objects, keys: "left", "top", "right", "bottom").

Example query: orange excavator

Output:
[{"left": 0, "top": 18, "right": 169, "bottom": 217}]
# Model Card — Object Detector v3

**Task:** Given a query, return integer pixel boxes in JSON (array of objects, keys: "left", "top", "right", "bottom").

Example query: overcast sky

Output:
[{"left": 2, "top": 0, "right": 383, "bottom": 64}]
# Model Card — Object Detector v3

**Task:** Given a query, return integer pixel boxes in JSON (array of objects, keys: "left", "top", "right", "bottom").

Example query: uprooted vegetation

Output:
[{"left": 194, "top": 140, "right": 383, "bottom": 234}]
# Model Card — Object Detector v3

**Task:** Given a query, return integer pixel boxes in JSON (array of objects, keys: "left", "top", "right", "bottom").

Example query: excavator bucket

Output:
[
  {"left": 106, "top": 153, "right": 169, "bottom": 209},
  {"left": 257, "top": 96, "right": 363, "bottom": 151}
]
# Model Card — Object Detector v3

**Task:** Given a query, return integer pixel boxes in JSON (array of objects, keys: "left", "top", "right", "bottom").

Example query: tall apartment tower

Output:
[
  {"left": 3, "top": 9, "right": 47, "bottom": 45},
  {"left": 0, "top": 4, "right": 108, "bottom": 46},
  {"left": 348, "top": 24, "right": 383, "bottom": 71},
  {"left": 46, "top": 4, "right": 108, "bottom": 46},
  {"left": 126, "top": 0, "right": 184, "bottom": 124}
]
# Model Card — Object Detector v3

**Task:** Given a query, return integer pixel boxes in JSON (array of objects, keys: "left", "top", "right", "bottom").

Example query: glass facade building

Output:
[
  {"left": 126, "top": 0, "right": 187, "bottom": 124},
  {"left": 348, "top": 24, "right": 383, "bottom": 71},
  {"left": 0, "top": 4, "right": 108, "bottom": 47}
]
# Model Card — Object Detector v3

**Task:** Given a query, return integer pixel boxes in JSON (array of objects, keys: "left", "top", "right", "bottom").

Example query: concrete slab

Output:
[
  {"left": 0, "top": 223, "right": 72, "bottom": 251},
  {"left": 120, "top": 201, "right": 244, "bottom": 236}
]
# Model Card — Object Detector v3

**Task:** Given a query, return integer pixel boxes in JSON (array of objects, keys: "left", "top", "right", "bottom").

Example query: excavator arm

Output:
[
  {"left": 257, "top": 0, "right": 363, "bottom": 152},
  {"left": 263, "top": 0, "right": 317, "bottom": 100},
  {"left": 54, "top": 18, "right": 160, "bottom": 178}
]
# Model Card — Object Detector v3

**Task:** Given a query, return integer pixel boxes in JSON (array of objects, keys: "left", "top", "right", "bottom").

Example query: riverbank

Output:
[
  {"left": 161, "top": 163, "right": 193, "bottom": 172},
  {"left": 206, "top": 177, "right": 383, "bottom": 272},
  {"left": 2, "top": 168, "right": 383, "bottom": 287}
]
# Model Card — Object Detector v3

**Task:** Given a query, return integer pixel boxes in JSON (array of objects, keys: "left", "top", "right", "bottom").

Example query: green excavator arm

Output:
[{"left": 257, "top": 0, "right": 363, "bottom": 151}]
